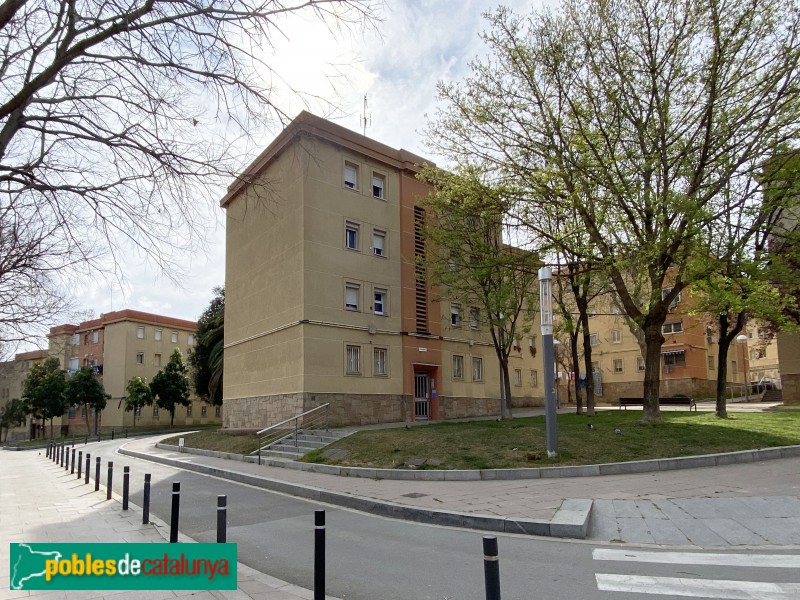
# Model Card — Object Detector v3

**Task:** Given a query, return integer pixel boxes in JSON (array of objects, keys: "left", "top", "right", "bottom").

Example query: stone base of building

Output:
[
  {"left": 223, "top": 392, "right": 520, "bottom": 429},
  {"left": 597, "top": 378, "right": 717, "bottom": 404},
  {"left": 779, "top": 373, "right": 800, "bottom": 404}
]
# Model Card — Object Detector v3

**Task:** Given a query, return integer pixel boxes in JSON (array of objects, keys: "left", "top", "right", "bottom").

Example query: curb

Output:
[
  {"left": 155, "top": 442, "right": 800, "bottom": 481},
  {"left": 121, "top": 445, "right": 592, "bottom": 539}
]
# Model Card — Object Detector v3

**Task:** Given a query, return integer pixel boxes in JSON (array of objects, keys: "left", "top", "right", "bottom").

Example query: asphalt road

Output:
[{"left": 86, "top": 438, "right": 800, "bottom": 600}]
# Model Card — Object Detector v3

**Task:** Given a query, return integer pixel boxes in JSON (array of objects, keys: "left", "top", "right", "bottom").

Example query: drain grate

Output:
[{"left": 402, "top": 492, "right": 428, "bottom": 499}]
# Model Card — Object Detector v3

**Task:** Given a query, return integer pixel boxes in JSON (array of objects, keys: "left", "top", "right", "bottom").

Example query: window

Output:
[
  {"left": 346, "top": 345, "right": 361, "bottom": 374},
  {"left": 662, "top": 287, "right": 681, "bottom": 307},
  {"left": 611, "top": 329, "right": 622, "bottom": 343},
  {"left": 345, "top": 283, "right": 360, "bottom": 311},
  {"left": 71, "top": 333, "right": 79, "bottom": 345},
  {"left": 529, "top": 337, "right": 536, "bottom": 350},
  {"left": 372, "top": 230, "right": 386, "bottom": 256},
  {"left": 514, "top": 369, "right": 522, "bottom": 386},
  {"left": 153, "top": 405, "right": 159, "bottom": 417},
  {"left": 134, "top": 406, "right": 142, "bottom": 417},
  {"left": 469, "top": 307, "right": 480, "bottom": 329},
  {"left": 188, "top": 334, "right": 194, "bottom": 346},
  {"left": 708, "top": 355, "right": 715, "bottom": 370},
  {"left": 136, "top": 352, "right": 144, "bottom": 365},
  {"left": 451, "top": 303, "right": 461, "bottom": 327},
  {"left": 155, "top": 329, "right": 162, "bottom": 341},
  {"left": 530, "top": 370, "right": 538, "bottom": 386},
  {"left": 215, "top": 405, "right": 221, "bottom": 417},
  {"left": 171, "top": 331, "right": 178, "bottom": 343},
  {"left": 372, "top": 172, "right": 386, "bottom": 199},
  {"left": 186, "top": 404, "right": 193, "bottom": 417},
  {"left": 344, "top": 162, "right": 358, "bottom": 189},
  {"left": 201, "top": 405, "right": 207, "bottom": 417},
  {"left": 68, "top": 405, "right": 76, "bottom": 419},
  {"left": 92, "top": 330, "right": 99, "bottom": 344},
  {"left": 590, "top": 334, "right": 599, "bottom": 346},
  {"left": 731, "top": 359, "right": 738, "bottom": 374},
  {"left": 472, "top": 357, "right": 483, "bottom": 381},
  {"left": 453, "top": 355, "right": 464, "bottom": 380},
  {"left": 345, "top": 222, "right": 359, "bottom": 250},
  {"left": 84, "top": 333, "right": 90, "bottom": 345},
  {"left": 637, "top": 357, "right": 645, "bottom": 371},
  {"left": 662, "top": 322, "right": 683, "bottom": 334},
  {"left": 663, "top": 352, "right": 686, "bottom": 367},
  {"left": 373, "top": 347, "right": 388, "bottom": 376},
  {"left": 154, "top": 353, "right": 162, "bottom": 368},
  {"left": 137, "top": 326, "right": 145, "bottom": 339},
  {"left": 69, "top": 357, "right": 79, "bottom": 371},
  {"left": 81, "top": 405, "right": 87, "bottom": 418},
  {"left": 374, "top": 288, "right": 387, "bottom": 315},
  {"left": 613, "top": 359, "right": 624, "bottom": 373},
  {"left": 751, "top": 348, "right": 766, "bottom": 360}
]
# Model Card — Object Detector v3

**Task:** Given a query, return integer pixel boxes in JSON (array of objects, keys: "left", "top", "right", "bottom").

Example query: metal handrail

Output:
[
  {"left": 256, "top": 403, "right": 330, "bottom": 436},
  {"left": 253, "top": 403, "right": 330, "bottom": 464}
]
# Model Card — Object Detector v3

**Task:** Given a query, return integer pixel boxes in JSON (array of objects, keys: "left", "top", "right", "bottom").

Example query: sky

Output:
[{"left": 69, "top": 0, "right": 543, "bottom": 328}]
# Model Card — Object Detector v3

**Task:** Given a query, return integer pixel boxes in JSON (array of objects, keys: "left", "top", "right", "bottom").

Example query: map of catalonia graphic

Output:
[{"left": 10, "top": 544, "right": 62, "bottom": 590}]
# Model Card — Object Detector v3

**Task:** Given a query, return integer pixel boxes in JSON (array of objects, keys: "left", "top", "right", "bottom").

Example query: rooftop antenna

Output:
[{"left": 361, "top": 94, "right": 371, "bottom": 136}]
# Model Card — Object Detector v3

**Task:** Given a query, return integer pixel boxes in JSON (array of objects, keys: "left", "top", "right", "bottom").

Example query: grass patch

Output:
[
  {"left": 299, "top": 411, "right": 800, "bottom": 470},
  {"left": 162, "top": 430, "right": 262, "bottom": 455}
]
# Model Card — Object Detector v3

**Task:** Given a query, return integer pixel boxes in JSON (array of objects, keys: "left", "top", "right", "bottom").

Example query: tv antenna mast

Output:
[{"left": 361, "top": 94, "right": 371, "bottom": 136}]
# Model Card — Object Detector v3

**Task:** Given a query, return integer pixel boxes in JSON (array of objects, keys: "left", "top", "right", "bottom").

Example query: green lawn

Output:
[
  {"left": 161, "top": 410, "right": 800, "bottom": 470},
  {"left": 300, "top": 411, "right": 800, "bottom": 469}
]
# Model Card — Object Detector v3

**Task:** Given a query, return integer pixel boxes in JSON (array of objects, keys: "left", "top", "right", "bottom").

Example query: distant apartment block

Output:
[{"left": 0, "top": 350, "right": 48, "bottom": 441}]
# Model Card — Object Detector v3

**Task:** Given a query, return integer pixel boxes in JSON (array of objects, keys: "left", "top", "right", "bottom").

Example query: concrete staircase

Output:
[
  {"left": 256, "top": 429, "right": 350, "bottom": 460},
  {"left": 761, "top": 389, "right": 783, "bottom": 403}
]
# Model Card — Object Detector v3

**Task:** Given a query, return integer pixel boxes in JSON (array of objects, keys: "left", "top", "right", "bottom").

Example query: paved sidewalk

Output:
[{"left": 0, "top": 448, "right": 333, "bottom": 600}]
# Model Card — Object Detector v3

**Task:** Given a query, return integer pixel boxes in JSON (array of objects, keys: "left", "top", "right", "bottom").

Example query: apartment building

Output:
[
  {"left": 221, "top": 112, "right": 544, "bottom": 429},
  {"left": 0, "top": 349, "right": 48, "bottom": 441},
  {"left": 47, "top": 309, "right": 221, "bottom": 433},
  {"left": 558, "top": 288, "right": 746, "bottom": 403}
]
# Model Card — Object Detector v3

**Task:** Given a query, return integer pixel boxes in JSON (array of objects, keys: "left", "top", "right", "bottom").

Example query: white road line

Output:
[
  {"left": 596, "top": 574, "right": 800, "bottom": 599},
  {"left": 593, "top": 548, "right": 800, "bottom": 569}
]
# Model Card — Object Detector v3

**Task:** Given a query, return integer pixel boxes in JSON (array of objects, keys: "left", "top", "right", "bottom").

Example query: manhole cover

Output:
[{"left": 402, "top": 492, "right": 428, "bottom": 498}]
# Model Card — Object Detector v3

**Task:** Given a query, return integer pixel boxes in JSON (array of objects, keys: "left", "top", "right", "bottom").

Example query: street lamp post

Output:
[
  {"left": 539, "top": 267, "right": 558, "bottom": 457},
  {"left": 736, "top": 334, "right": 750, "bottom": 402}
]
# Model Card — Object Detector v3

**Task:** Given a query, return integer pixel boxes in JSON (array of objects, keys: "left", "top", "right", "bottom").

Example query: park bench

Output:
[{"left": 618, "top": 396, "right": 696, "bottom": 411}]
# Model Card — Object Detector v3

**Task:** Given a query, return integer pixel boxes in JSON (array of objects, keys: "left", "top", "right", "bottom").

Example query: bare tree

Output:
[
  {"left": 427, "top": 0, "right": 800, "bottom": 423},
  {"left": 0, "top": 0, "right": 377, "bottom": 343}
]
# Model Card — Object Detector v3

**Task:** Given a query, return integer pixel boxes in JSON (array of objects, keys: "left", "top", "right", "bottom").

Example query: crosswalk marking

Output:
[
  {"left": 596, "top": 574, "right": 800, "bottom": 600},
  {"left": 593, "top": 548, "right": 800, "bottom": 569}
]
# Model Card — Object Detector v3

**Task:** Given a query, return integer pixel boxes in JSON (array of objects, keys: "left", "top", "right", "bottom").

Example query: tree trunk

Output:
[
  {"left": 84, "top": 404, "right": 92, "bottom": 436},
  {"left": 498, "top": 354, "right": 513, "bottom": 419},
  {"left": 716, "top": 311, "right": 746, "bottom": 419},
  {"left": 570, "top": 330, "right": 583, "bottom": 414},
  {"left": 642, "top": 322, "right": 664, "bottom": 423},
  {"left": 170, "top": 407, "right": 175, "bottom": 427},
  {"left": 580, "top": 313, "right": 596, "bottom": 416},
  {"left": 49, "top": 418, "right": 54, "bottom": 439}
]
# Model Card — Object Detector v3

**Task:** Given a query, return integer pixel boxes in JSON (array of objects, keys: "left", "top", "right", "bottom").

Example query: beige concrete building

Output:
[
  {"left": 221, "top": 112, "right": 544, "bottom": 429},
  {"left": 0, "top": 350, "right": 48, "bottom": 441},
  {"left": 47, "top": 309, "right": 221, "bottom": 434}
]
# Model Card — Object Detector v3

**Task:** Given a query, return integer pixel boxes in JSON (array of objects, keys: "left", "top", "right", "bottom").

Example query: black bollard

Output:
[
  {"left": 60, "top": 441, "right": 65, "bottom": 467},
  {"left": 483, "top": 536, "right": 501, "bottom": 600},
  {"left": 142, "top": 474, "right": 151, "bottom": 525},
  {"left": 84, "top": 435, "right": 88, "bottom": 445},
  {"left": 46, "top": 440, "right": 51, "bottom": 458},
  {"left": 106, "top": 461, "right": 113, "bottom": 500},
  {"left": 85, "top": 453, "right": 91, "bottom": 484},
  {"left": 95, "top": 457, "right": 101, "bottom": 492},
  {"left": 217, "top": 496, "right": 227, "bottom": 543},
  {"left": 314, "top": 510, "right": 325, "bottom": 600},
  {"left": 71, "top": 448, "right": 76, "bottom": 474},
  {"left": 111, "top": 429, "right": 115, "bottom": 441},
  {"left": 169, "top": 482, "right": 180, "bottom": 543},
  {"left": 77, "top": 451, "right": 83, "bottom": 479},
  {"left": 64, "top": 445, "right": 69, "bottom": 471},
  {"left": 122, "top": 467, "right": 130, "bottom": 510}
]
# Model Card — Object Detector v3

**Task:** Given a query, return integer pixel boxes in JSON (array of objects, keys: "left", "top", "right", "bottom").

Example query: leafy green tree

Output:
[
  {"left": 0, "top": 398, "right": 29, "bottom": 442},
  {"left": 418, "top": 166, "right": 538, "bottom": 419},
  {"left": 22, "top": 357, "right": 66, "bottom": 438},
  {"left": 64, "top": 366, "right": 109, "bottom": 436},
  {"left": 427, "top": 0, "right": 800, "bottom": 423},
  {"left": 188, "top": 287, "right": 224, "bottom": 405},
  {"left": 124, "top": 377, "right": 153, "bottom": 429},
  {"left": 151, "top": 349, "right": 191, "bottom": 426}
]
